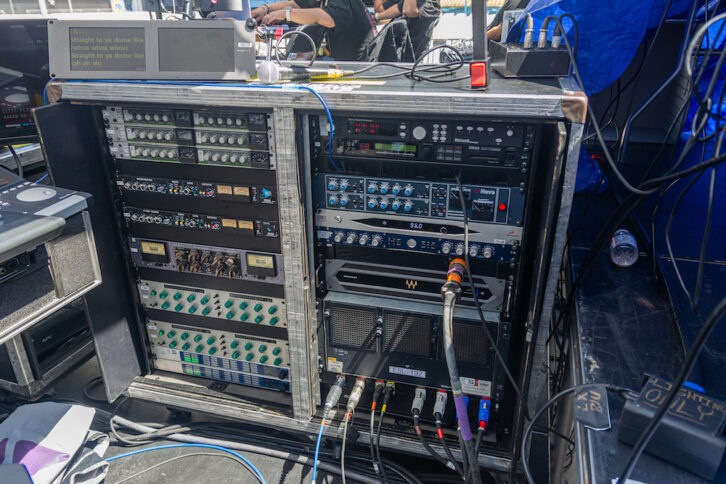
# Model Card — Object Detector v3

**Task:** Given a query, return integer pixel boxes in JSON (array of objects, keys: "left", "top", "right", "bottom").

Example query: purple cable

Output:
[{"left": 454, "top": 395, "right": 473, "bottom": 441}]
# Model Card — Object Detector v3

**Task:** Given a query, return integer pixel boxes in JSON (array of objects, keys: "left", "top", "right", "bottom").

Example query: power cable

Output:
[
  {"left": 110, "top": 415, "right": 382, "bottom": 484},
  {"left": 105, "top": 443, "right": 266, "bottom": 484},
  {"left": 618, "top": 294, "right": 726, "bottom": 481},
  {"left": 520, "top": 384, "right": 631, "bottom": 484},
  {"left": 109, "top": 451, "right": 258, "bottom": 484}
]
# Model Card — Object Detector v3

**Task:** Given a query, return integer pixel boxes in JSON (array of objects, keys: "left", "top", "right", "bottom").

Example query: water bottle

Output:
[{"left": 610, "top": 229, "right": 638, "bottom": 268}]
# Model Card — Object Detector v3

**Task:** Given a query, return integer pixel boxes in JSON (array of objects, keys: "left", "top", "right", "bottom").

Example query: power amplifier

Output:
[{"left": 323, "top": 292, "right": 510, "bottom": 402}]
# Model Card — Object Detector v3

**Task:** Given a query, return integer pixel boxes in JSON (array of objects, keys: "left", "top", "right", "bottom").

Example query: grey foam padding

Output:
[
  {"left": 0, "top": 212, "right": 99, "bottom": 341},
  {"left": 0, "top": 247, "right": 55, "bottom": 334},
  {"left": 47, "top": 213, "right": 96, "bottom": 297}
]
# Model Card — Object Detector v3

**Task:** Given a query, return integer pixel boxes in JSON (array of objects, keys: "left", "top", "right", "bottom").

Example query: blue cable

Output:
[
  {"left": 42, "top": 83, "right": 48, "bottom": 105},
  {"left": 104, "top": 443, "right": 266, "bottom": 484},
  {"left": 294, "top": 85, "right": 341, "bottom": 171},
  {"left": 37, "top": 174, "right": 48, "bottom": 183},
  {"left": 67, "top": 79, "right": 342, "bottom": 170},
  {"left": 312, "top": 420, "right": 325, "bottom": 484}
]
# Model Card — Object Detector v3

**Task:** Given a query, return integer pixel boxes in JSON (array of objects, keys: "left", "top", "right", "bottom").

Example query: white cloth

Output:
[{"left": 0, "top": 403, "right": 108, "bottom": 484}]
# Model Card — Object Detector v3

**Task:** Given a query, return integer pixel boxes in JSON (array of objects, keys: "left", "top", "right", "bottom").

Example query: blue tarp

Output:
[{"left": 506, "top": 0, "right": 700, "bottom": 94}]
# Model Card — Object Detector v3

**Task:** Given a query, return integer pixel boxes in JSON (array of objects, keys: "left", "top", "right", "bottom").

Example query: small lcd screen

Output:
[
  {"left": 69, "top": 27, "right": 146, "bottom": 71},
  {"left": 374, "top": 143, "right": 416, "bottom": 153},
  {"left": 349, "top": 120, "right": 398, "bottom": 137},
  {"left": 158, "top": 28, "right": 233, "bottom": 72},
  {"left": 140, "top": 241, "right": 166, "bottom": 256},
  {"left": 247, "top": 253, "right": 274, "bottom": 269}
]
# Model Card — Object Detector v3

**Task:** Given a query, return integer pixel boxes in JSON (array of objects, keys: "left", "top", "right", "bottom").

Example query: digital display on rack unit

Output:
[
  {"left": 374, "top": 143, "right": 416, "bottom": 153},
  {"left": 69, "top": 27, "right": 146, "bottom": 71},
  {"left": 348, "top": 120, "right": 398, "bottom": 137}
]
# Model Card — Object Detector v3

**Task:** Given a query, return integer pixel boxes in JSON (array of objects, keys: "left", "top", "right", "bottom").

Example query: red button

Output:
[
  {"left": 470, "top": 62, "right": 487, "bottom": 88},
  {"left": 498, "top": 203, "right": 507, "bottom": 211}
]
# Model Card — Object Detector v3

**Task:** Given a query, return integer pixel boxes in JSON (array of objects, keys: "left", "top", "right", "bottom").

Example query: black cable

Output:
[
  {"left": 521, "top": 383, "right": 630, "bottom": 484},
  {"left": 474, "top": 429, "right": 483, "bottom": 457},
  {"left": 434, "top": 420, "right": 465, "bottom": 479},
  {"left": 616, "top": 0, "right": 699, "bottom": 166},
  {"left": 82, "top": 376, "right": 107, "bottom": 403},
  {"left": 376, "top": 385, "right": 394, "bottom": 484},
  {"left": 375, "top": 414, "right": 389, "bottom": 484},
  {"left": 7, "top": 145, "right": 23, "bottom": 178},
  {"left": 456, "top": 427, "right": 469, "bottom": 482},
  {"left": 412, "top": 413, "right": 457, "bottom": 473},
  {"left": 618, "top": 294, "right": 726, "bottom": 481},
  {"left": 693, "top": 124, "right": 726, "bottom": 307},
  {"left": 558, "top": 20, "right": 657, "bottom": 196},
  {"left": 370, "top": 409, "right": 381, "bottom": 479},
  {"left": 108, "top": 451, "right": 262, "bottom": 484},
  {"left": 455, "top": 175, "right": 531, "bottom": 420},
  {"left": 663, "top": 148, "right": 707, "bottom": 310},
  {"left": 349, "top": 45, "right": 467, "bottom": 84}
]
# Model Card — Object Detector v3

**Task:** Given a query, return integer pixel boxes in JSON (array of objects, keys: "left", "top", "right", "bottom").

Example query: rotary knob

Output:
[
  {"left": 455, "top": 244, "right": 465, "bottom": 256},
  {"left": 328, "top": 194, "right": 338, "bottom": 206},
  {"left": 441, "top": 242, "right": 452, "bottom": 255},
  {"left": 230, "top": 154, "right": 239, "bottom": 163},
  {"left": 403, "top": 184, "right": 415, "bottom": 197},
  {"left": 391, "top": 199, "right": 401, "bottom": 211},
  {"left": 161, "top": 114, "right": 170, "bottom": 122},
  {"left": 221, "top": 154, "right": 230, "bottom": 163},
  {"left": 209, "top": 135, "right": 218, "bottom": 143},
  {"left": 333, "top": 232, "right": 344, "bottom": 243},
  {"left": 469, "top": 245, "right": 480, "bottom": 257},
  {"left": 346, "top": 233, "right": 357, "bottom": 244},
  {"left": 339, "top": 195, "right": 349, "bottom": 207},
  {"left": 391, "top": 183, "right": 402, "bottom": 195},
  {"left": 403, "top": 201, "right": 414, "bottom": 212},
  {"left": 359, "top": 234, "right": 370, "bottom": 245},
  {"left": 482, "top": 246, "right": 493, "bottom": 259},
  {"left": 371, "top": 235, "right": 382, "bottom": 247},
  {"left": 153, "top": 114, "right": 160, "bottom": 122},
  {"left": 379, "top": 198, "right": 390, "bottom": 210},
  {"left": 164, "top": 132, "right": 173, "bottom": 141},
  {"left": 412, "top": 125, "right": 427, "bottom": 140},
  {"left": 218, "top": 136, "right": 227, "bottom": 144},
  {"left": 379, "top": 182, "right": 390, "bottom": 194},
  {"left": 155, "top": 132, "right": 163, "bottom": 140},
  {"left": 406, "top": 239, "right": 417, "bottom": 248},
  {"left": 339, "top": 179, "right": 349, "bottom": 191},
  {"left": 327, "top": 179, "right": 338, "bottom": 191},
  {"left": 367, "top": 198, "right": 378, "bottom": 209},
  {"left": 138, "top": 131, "right": 147, "bottom": 139},
  {"left": 141, "top": 148, "right": 150, "bottom": 157},
  {"left": 367, "top": 183, "right": 378, "bottom": 194},
  {"left": 211, "top": 153, "right": 220, "bottom": 162}
]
